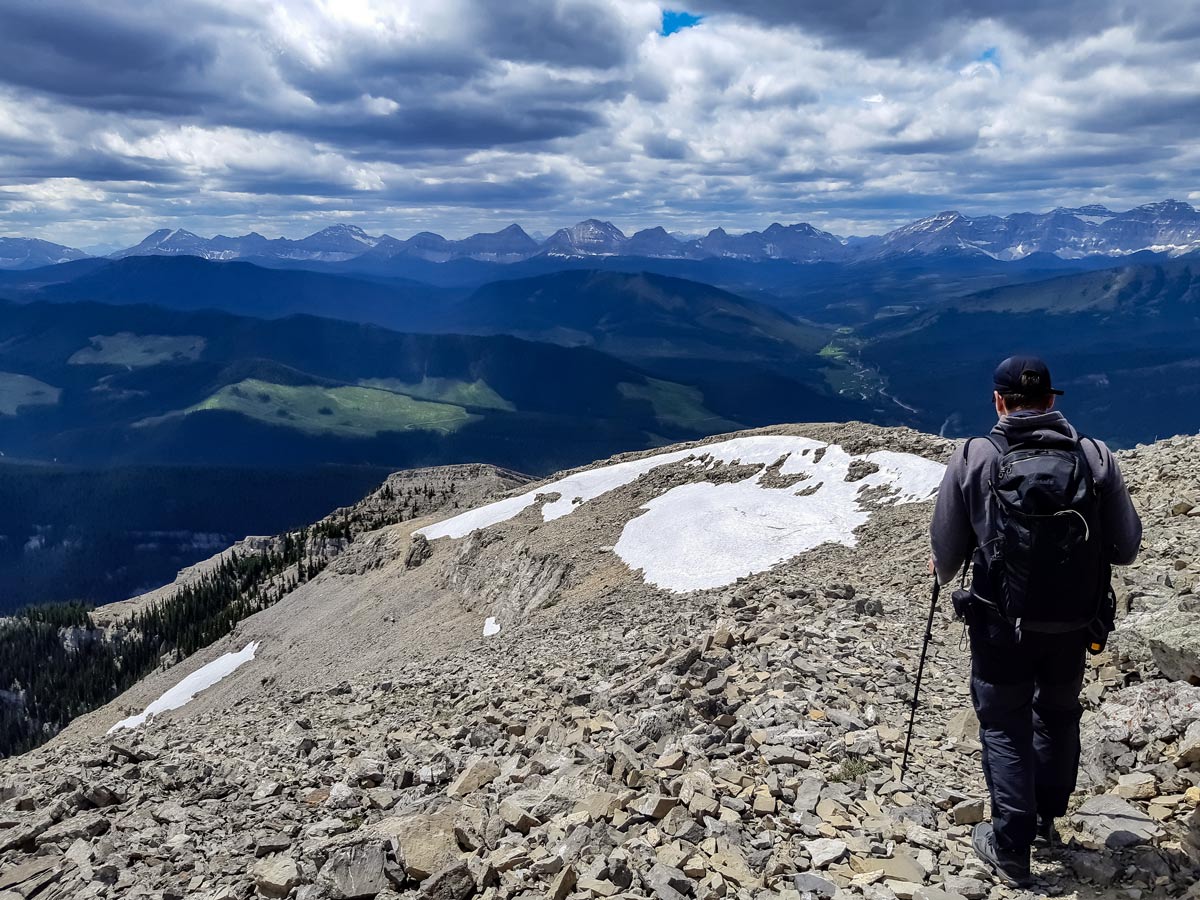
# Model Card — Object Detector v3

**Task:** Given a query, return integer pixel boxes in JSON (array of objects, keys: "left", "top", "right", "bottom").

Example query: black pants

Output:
[{"left": 968, "top": 615, "right": 1087, "bottom": 853}]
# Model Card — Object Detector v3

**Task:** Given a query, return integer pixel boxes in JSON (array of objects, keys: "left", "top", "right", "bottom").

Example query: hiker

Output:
[{"left": 928, "top": 356, "right": 1142, "bottom": 887}]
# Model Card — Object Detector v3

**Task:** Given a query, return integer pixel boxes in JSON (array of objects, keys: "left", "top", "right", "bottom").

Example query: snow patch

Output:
[
  {"left": 418, "top": 444, "right": 711, "bottom": 539},
  {"left": 420, "top": 436, "right": 945, "bottom": 591},
  {"left": 483, "top": 617, "right": 501, "bottom": 637},
  {"left": 108, "top": 641, "right": 259, "bottom": 733},
  {"left": 614, "top": 444, "right": 944, "bottom": 591}
]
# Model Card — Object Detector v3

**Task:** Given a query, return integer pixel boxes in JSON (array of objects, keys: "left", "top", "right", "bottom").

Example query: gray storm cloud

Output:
[{"left": 0, "top": 0, "right": 1197, "bottom": 248}]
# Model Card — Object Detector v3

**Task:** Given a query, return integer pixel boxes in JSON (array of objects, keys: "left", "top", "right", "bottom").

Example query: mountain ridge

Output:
[
  {"left": 0, "top": 292, "right": 876, "bottom": 472},
  {"left": 7, "top": 199, "right": 1200, "bottom": 270}
]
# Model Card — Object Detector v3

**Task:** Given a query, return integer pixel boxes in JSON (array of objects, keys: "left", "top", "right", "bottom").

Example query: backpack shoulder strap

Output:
[
  {"left": 985, "top": 433, "right": 1009, "bottom": 455},
  {"left": 1075, "top": 434, "right": 1104, "bottom": 492},
  {"left": 964, "top": 434, "right": 1007, "bottom": 461},
  {"left": 1079, "top": 434, "right": 1105, "bottom": 468}
]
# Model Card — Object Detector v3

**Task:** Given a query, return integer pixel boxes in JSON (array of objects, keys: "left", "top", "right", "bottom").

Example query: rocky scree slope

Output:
[
  {"left": 0, "top": 463, "right": 530, "bottom": 757},
  {"left": 0, "top": 425, "right": 1198, "bottom": 900},
  {"left": 88, "top": 464, "right": 531, "bottom": 631}
]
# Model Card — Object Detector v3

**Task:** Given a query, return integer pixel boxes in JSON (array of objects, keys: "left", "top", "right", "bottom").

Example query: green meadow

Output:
[
  {"left": 618, "top": 378, "right": 739, "bottom": 432},
  {"left": 185, "top": 378, "right": 475, "bottom": 438},
  {"left": 0, "top": 372, "right": 61, "bottom": 416},
  {"left": 358, "top": 376, "right": 515, "bottom": 411},
  {"left": 68, "top": 332, "right": 206, "bottom": 367}
]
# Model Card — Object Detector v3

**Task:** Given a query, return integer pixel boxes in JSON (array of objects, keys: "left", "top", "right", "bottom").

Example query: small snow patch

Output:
[
  {"left": 108, "top": 641, "right": 259, "bottom": 733},
  {"left": 483, "top": 617, "right": 501, "bottom": 637}
]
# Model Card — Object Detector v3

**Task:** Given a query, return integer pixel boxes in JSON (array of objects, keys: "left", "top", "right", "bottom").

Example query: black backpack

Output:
[{"left": 971, "top": 432, "right": 1108, "bottom": 630}]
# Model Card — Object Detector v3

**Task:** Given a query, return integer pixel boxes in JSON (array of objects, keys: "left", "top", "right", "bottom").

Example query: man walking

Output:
[{"left": 929, "top": 356, "right": 1142, "bottom": 886}]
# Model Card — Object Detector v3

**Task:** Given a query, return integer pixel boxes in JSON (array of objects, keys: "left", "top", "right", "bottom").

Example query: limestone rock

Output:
[
  {"left": 447, "top": 759, "right": 500, "bottom": 799},
  {"left": 792, "top": 873, "right": 837, "bottom": 899},
  {"left": 377, "top": 810, "right": 460, "bottom": 880},
  {"left": 950, "top": 798, "right": 984, "bottom": 825},
  {"left": 803, "top": 838, "right": 848, "bottom": 868},
  {"left": 406, "top": 534, "right": 433, "bottom": 569},
  {"left": 420, "top": 862, "right": 476, "bottom": 900},
  {"left": 498, "top": 798, "right": 539, "bottom": 832},
  {"left": 1177, "top": 720, "right": 1200, "bottom": 767},
  {"left": 1115, "top": 771, "right": 1157, "bottom": 799},
  {"left": 318, "top": 843, "right": 389, "bottom": 899},
  {"left": 253, "top": 857, "right": 301, "bottom": 898},
  {"left": 852, "top": 849, "right": 927, "bottom": 883},
  {"left": 629, "top": 794, "right": 677, "bottom": 819},
  {"left": 946, "top": 707, "right": 979, "bottom": 745},
  {"left": 1074, "top": 794, "right": 1163, "bottom": 848},
  {"left": 346, "top": 757, "right": 386, "bottom": 787},
  {"left": 548, "top": 865, "right": 577, "bottom": 900},
  {"left": 646, "top": 863, "right": 694, "bottom": 900}
]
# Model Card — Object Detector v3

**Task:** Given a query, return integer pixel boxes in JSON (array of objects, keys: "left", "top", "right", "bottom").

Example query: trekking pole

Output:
[{"left": 900, "top": 575, "right": 940, "bottom": 782}]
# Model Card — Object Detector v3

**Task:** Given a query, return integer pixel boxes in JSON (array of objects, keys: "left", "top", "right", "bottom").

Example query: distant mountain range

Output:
[
  {"left": 0, "top": 237, "right": 90, "bottom": 269},
  {"left": 4, "top": 200, "right": 1200, "bottom": 270},
  {"left": 1, "top": 255, "right": 444, "bottom": 333}
]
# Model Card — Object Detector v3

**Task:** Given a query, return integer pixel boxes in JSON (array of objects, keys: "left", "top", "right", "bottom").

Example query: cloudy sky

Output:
[{"left": 1, "top": 0, "right": 1198, "bottom": 249}]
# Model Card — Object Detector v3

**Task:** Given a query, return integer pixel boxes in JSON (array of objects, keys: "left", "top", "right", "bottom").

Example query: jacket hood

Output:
[{"left": 992, "top": 409, "right": 1079, "bottom": 447}]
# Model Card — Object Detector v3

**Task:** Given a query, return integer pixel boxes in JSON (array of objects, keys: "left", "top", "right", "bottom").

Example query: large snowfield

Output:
[
  {"left": 109, "top": 641, "right": 260, "bottom": 733},
  {"left": 422, "top": 436, "right": 945, "bottom": 592}
]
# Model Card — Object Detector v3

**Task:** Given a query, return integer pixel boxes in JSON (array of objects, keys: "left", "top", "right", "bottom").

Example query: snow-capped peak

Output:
[
  {"left": 307, "top": 224, "right": 378, "bottom": 246},
  {"left": 540, "top": 219, "right": 628, "bottom": 256}
]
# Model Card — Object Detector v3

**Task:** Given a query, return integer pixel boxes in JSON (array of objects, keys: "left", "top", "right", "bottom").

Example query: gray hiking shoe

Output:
[{"left": 972, "top": 822, "right": 1032, "bottom": 887}]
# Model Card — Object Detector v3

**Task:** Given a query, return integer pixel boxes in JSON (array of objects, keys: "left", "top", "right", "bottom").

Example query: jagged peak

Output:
[
  {"left": 1056, "top": 204, "right": 1115, "bottom": 217},
  {"left": 312, "top": 223, "right": 371, "bottom": 236},
  {"left": 1133, "top": 198, "right": 1196, "bottom": 215},
  {"left": 568, "top": 218, "right": 625, "bottom": 236},
  {"left": 896, "top": 210, "right": 966, "bottom": 234}
]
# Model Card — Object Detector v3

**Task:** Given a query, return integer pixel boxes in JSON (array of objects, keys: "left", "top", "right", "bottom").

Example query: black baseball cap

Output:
[{"left": 993, "top": 355, "right": 1064, "bottom": 397}]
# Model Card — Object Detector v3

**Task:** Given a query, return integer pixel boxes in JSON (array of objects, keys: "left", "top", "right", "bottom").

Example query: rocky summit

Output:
[{"left": 1, "top": 423, "right": 1198, "bottom": 900}]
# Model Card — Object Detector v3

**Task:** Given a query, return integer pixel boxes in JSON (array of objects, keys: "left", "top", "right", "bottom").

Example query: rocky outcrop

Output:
[{"left": 444, "top": 531, "right": 574, "bottom": 624}]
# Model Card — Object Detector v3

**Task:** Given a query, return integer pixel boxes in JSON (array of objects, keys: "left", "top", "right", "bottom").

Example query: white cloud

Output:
[{"left": 0, "top": 1, "right": 1197, "bottom": 246}]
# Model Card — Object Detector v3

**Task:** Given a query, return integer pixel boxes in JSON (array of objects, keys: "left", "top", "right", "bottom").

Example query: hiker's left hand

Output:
[{"left": 927, "top": 557, "right": 935, "bottom": 576}]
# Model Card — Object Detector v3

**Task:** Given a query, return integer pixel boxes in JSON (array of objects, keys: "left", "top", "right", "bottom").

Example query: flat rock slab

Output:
[
  {"left": 0, "top": 856, "right": 58, "bottom": 892},
  {"left": 318, "top": 842, "right": 389, "bottom": 898},
  {"left": 803, "top": 838, "right": 848, "bottom": 868},
  {"left": 1074, "top": 794, "right": 1162, "bottom": 848}
]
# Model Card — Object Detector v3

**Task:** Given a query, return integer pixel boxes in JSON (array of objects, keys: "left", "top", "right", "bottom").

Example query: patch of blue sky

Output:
[
  {"left": 977, "top": 46, "right": 1000, "bottom": 67},
  {"left": 661, "top": 11, "right": 702, "bottom": 36}
]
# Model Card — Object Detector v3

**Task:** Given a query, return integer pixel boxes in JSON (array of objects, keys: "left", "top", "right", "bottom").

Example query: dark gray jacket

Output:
[{"left": 930, "top": 410, "right": 1142, "bottom": 586}]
